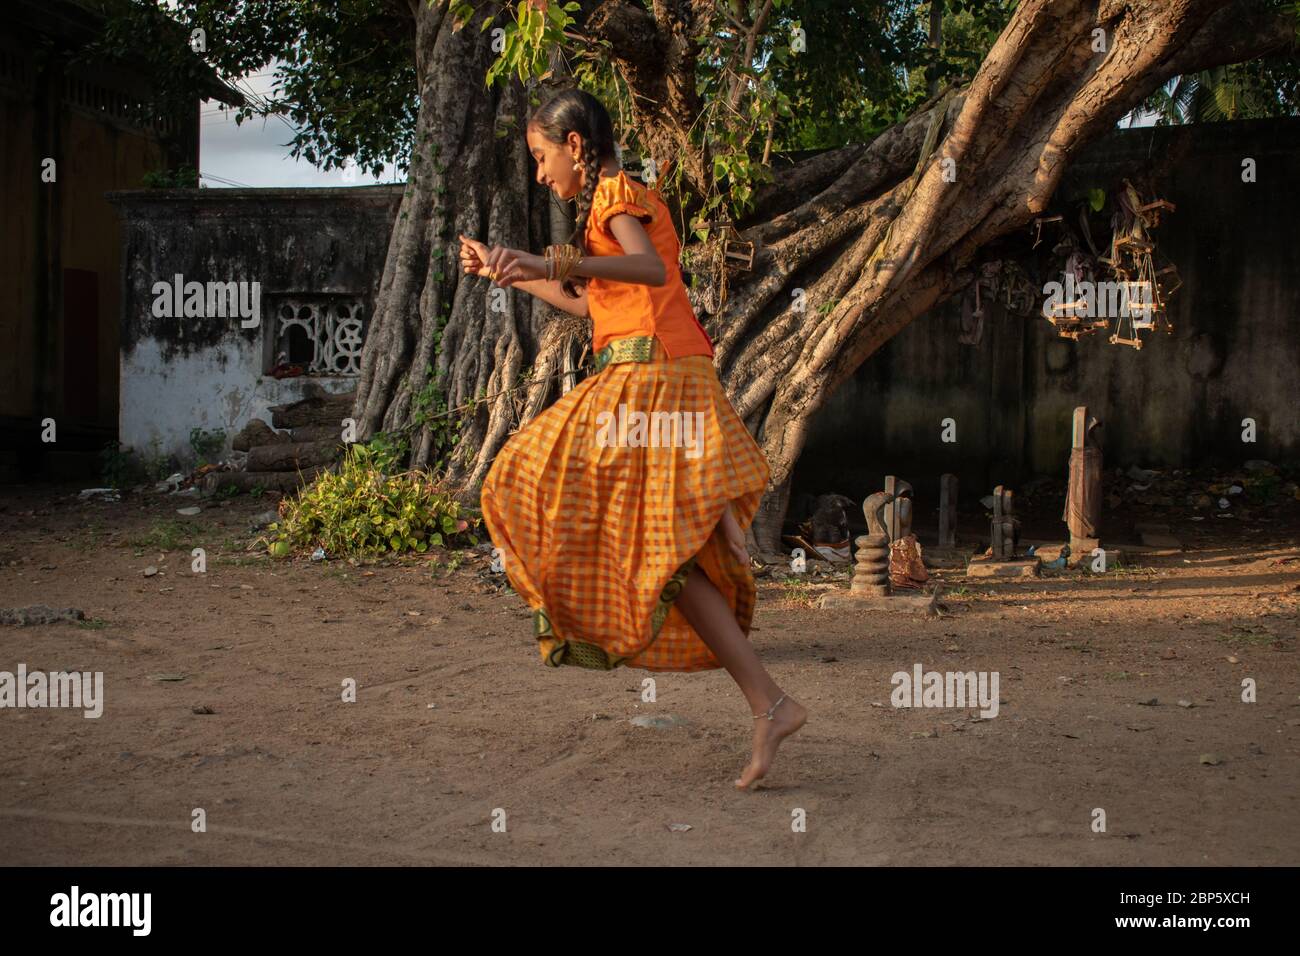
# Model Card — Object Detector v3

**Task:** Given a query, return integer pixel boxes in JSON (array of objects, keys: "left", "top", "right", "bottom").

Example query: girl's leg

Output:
[{"left": 674, "top": 563, "right": 807, "bottom": 789}]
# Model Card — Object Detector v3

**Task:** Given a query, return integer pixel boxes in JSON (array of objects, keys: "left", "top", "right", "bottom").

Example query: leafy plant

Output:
[
  {"left": 189, "top": 427, "right": 227, "bottom": 466},
  {"left": 130, "top": 519, "right": 202, "bottom": 551},
  {"left": 99, "top": 441, "right": 145, "bottom": 489},
  {"left": 141, "top": 163, "right": 199, "bottom": 188},
  {"left": 99, "top": 439, "right": 175, "bottom": 487},
  {"left": 365, "top": 430, "right": 411, "bottom": 474},
  {"left": 477, "top": 1, "right": 582, "bottom": 88},
  {"left": 265, "top": 443, "right": 480, "bottom": 558}
]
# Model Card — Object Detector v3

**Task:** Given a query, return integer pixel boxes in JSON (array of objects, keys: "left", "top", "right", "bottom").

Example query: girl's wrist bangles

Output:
[{"left": 545, "top": 244, "right": 583, "bottom": 283}]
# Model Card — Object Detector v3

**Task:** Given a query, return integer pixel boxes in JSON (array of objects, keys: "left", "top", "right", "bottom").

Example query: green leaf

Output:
[{"left": 1088, "top": 188, "right": 1106, "bottom": 211}]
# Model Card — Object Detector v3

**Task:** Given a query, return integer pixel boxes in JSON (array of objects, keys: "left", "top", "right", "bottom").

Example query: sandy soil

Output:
[{"left": 1, "top": 481, "right": 1297, "bottom": 866}]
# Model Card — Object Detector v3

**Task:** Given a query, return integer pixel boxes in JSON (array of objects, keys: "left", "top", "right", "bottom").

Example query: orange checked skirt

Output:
[{"left": 479, "top": 336, "right": 771, "bottom": 672}]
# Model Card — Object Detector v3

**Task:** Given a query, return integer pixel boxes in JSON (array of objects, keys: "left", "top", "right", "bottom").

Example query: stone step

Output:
[{"left": 267, "top": 390, "right": 356, "bottom": 429}]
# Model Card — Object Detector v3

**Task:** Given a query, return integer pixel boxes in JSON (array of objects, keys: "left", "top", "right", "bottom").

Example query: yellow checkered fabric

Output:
[{"left": 480, "top": 338, "right": 770, "bottom": 672}]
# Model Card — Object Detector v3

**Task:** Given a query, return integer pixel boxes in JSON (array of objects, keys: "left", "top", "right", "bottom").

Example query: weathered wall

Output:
[
  {"left": 796, "top": 118, "right": 1300, "bottom": 509},
  {"left": 108, "top": 186, "right": 403, "bottom": 464}
]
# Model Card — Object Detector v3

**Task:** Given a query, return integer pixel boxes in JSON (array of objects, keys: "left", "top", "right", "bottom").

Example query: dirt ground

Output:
[{"left": 1, "top": 480, "right": 1297, "bottom": 866}]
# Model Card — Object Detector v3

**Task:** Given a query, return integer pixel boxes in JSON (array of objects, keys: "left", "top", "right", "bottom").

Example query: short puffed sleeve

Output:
[{"left": 591, "top": 174, "right": 655, "bottom": 235}]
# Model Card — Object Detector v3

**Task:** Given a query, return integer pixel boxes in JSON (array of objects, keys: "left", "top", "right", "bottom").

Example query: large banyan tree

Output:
[{"left": 112, "top": 0, "right": 1298, "bottom": 553}]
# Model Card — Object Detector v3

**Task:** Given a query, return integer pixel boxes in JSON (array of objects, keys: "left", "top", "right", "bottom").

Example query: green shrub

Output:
[
  {"left": 265, "top": 443, "right": 480, "bottom": 558},
  {"left": 365, "top": 430, "right": 411, "bottom": 474},
  {"left": 99, "top": 439, "right": 176, "bottom": 487},
  {"left": 189, "top": 427, "right": 226, "bottom": 466},
  {"left": 142, "top": 163, "right": 199, "bottom": 188},
  {"left": 99, "top": 441, "right": 144, "bottom": 488}
]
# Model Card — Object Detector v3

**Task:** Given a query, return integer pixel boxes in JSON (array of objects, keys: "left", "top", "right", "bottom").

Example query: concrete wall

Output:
[
  {"left": 796, "top": 118, "right": 1300, "bottom": 508},
  {"left": 107, "top": 186, "right": 403, "bottom": 464}
]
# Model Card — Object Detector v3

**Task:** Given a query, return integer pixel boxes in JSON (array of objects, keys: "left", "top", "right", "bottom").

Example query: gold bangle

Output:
[
  {"left": 563, "top": 244, "right": 581, "bottom": 282},
  {"left": 545, "top": 244, "right": 582, "bottom": 284}
]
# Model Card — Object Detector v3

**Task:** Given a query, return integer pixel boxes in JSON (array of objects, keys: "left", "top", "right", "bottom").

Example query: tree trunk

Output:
[
  {"left": 352, "top": 0, "right": 586, "bottom": 497},
  {"left": 353, "top": 0, "right": 1294, "bottom": 555}
]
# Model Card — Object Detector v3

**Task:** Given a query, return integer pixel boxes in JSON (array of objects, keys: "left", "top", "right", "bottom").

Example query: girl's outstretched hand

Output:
[
  {"left": 458, "top": 234, "right": 494, "bottom": 279},
  {"left": 492, "top": 248, "right": 548, "bottom": 287}
]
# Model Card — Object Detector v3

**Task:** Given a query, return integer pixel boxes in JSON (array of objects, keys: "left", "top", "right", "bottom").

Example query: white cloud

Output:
[{"left": 199, "top": 62, "right": 405, "bottom": 188}]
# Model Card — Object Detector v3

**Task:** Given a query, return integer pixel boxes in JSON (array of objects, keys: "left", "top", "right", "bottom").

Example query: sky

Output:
[{"left": 198, "top": 63, "right": 405, "bottom": 188}]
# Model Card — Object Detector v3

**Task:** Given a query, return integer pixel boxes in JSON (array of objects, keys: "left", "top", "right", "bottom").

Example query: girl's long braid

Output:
[
  {"left": 563, "top": 140, "right": 602, "bottom": 298},
  {"left": 528, "top": 88, "right": 619, "bottom": 298}
]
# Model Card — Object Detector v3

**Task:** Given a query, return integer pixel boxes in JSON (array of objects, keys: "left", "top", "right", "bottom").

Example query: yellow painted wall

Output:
[
  {"left": 62, "top": 107, "right": 166, "bottom": 426},
  {"left": 0, "top": 84, "right": 166, "bottom": 428},
  {"left": 0, "top": 89, "right": 38, "bottom": 419}
]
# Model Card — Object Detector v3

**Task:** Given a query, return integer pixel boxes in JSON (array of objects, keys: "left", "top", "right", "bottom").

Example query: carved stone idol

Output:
[{"left": 852, "top": 491, "right": 893, "bottom": 597}]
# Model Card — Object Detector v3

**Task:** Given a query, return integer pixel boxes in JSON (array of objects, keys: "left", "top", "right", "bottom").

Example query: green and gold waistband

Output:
[{"left": 593, "top": 335, "right": 663, "bottom": 373}]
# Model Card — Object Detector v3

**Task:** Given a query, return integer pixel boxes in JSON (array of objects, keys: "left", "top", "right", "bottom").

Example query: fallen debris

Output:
[{"left": 0, "top": 605, "right": 86, "bottom": 626}]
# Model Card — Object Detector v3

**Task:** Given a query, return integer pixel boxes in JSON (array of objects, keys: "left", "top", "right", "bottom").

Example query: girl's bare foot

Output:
[{"left": 736, "top": 695, "right": 807, "bottom": 790}]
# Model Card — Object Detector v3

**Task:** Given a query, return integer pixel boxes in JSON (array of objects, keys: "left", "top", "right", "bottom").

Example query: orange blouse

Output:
[{"left": 583, "top": 170, "right": 715, "bottom": 359}]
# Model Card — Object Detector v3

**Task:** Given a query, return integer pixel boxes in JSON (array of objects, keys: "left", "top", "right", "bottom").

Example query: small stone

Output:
[
  {"left": 249, "top": 510, "right": 279, "bottom": 530},
  {"left": 1177, "top": 699, "right": 1194, "bottom": 708},
  {"left": 1199, "top": 753, "right": 1222, "bottom": 766},
  {"left": 666, "top": 823, "right": 692, "bottom": 832},
  {"left": 630, "top": 715, "right": 688, "bottom": 730},
  {"left": 192, "top": 705, "right": 215, "bottom": 715},
  {"left": 176, "top": 506, "right": 202, "bottom": 516},
  {"left": 1137, "top": 698, "right": 1158, "bottom": 706},
  {"left": 143, "top": 566, "right": 158, "bottom": 577}
]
